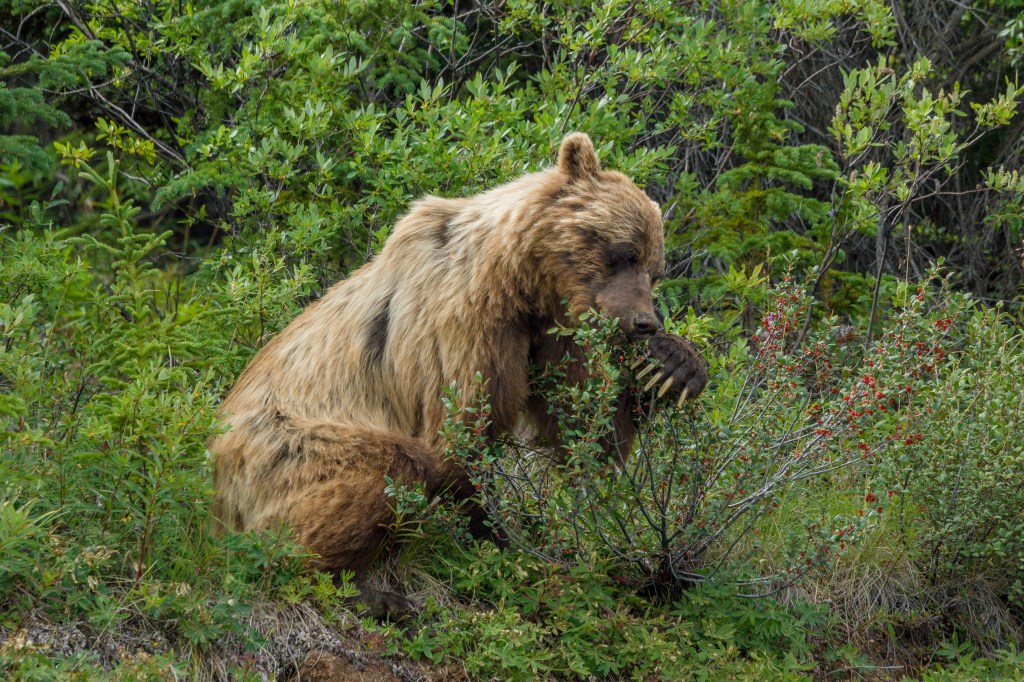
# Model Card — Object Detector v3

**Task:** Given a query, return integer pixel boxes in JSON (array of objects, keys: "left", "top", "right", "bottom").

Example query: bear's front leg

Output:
[{"left": 633, "top": 332, "right": 708, "bottom": 407}]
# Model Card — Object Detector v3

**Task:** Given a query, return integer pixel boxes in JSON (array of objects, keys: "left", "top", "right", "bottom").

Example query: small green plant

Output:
[{"left": 404, "top": 546, "right": 821, "bottom": 680}]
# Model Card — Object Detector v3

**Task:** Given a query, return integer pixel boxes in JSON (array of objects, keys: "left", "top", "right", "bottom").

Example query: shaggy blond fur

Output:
[{"left": 210, "top": 133, "right": 707, "bottom": 578}]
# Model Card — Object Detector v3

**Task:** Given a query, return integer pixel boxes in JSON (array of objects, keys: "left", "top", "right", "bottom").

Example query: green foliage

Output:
[
  {"left": 910, "top": 638, "right": 1024, "bottom": 681},
  {"left": 0, "top": 639, "right": 177, "bottom": 682},
  {"left": 398, "top": 547, "right": 820, "bottom": 680},
  {"left": 2, "top": 157, "right": 217, "bottom": 583},
  {"left": 880, "top": 301, "right": 1024, "bottom": 605},
  {"left": 682, "top": 74, "right": 840, "bottom": 304},
  {"left": 0, "top": 156, "right": 317, "bottom": 670},
  {"left": 0, "top": 41, "right": 128, "bottom": 173}
]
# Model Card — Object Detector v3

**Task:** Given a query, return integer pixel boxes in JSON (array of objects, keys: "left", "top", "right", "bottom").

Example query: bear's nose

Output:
[{"left": 632, "top": 312, "right": 662, "bottom": 337}]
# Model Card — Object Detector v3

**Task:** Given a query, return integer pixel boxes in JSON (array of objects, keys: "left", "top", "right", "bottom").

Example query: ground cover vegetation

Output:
[{"left": 2, "top": 0, "right": 1024, "bottom": 678}]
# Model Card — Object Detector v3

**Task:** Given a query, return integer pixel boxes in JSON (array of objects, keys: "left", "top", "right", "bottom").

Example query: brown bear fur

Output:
[{"left": 210, "top": 133, "right": 707, "bottom": 585}]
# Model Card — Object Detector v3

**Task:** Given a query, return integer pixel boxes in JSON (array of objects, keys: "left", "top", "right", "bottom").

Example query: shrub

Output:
[
  {"left": 435, "top": 273, "right": 965, "bottom": 599},
  {"left": 880, "top": 301, "right": 1024, "bottom": 607},
  {"left": 0, "top": 159, "right": 314, "bottom": 654}
]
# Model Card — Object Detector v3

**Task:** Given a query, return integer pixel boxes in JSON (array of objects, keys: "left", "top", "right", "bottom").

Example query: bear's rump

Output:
[{"left": 212, "top": 417, "right": 446, "bottom": 565}]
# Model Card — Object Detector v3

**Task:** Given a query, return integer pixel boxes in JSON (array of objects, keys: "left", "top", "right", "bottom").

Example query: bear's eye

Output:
[{"left": 606, "top": 243, "right": 639, "bottom": 271}]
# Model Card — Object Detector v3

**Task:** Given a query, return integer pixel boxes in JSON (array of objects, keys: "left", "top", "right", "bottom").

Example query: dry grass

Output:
[
  {"left": 781, "top": 528, "right": 1023, "bottom": 676},
  {"left": 1, "top": 598, "right": 445, "bottom": 681}
]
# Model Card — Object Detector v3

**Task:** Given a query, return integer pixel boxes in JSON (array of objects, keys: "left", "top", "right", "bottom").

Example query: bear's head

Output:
[{"left": 543, "top": 133, "right": 665, "bottom": 341}]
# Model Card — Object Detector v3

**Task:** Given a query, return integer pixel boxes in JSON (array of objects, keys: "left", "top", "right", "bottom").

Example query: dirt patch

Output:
[
  {"left": 0, "top": 601, "right": 465, "bottom": 681},
  {"left": 295, "top": 650, "right": 401, "bottom": 682}
]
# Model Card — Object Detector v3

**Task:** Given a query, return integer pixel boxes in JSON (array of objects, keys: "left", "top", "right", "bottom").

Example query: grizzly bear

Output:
[{"left": 210, "top": 133, "right": 708, "bottom": 609}]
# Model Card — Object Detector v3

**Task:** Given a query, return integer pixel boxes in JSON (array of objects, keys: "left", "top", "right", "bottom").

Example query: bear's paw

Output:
[{"left": 634, "top": 333, "right": 708, "bottom": 408}]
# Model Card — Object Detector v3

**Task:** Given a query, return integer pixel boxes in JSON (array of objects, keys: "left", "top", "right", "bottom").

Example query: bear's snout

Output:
[
  {"left": 630, "top": 311, "right": 662, "bottom": 338},
  {"left": 593, "top": 269, "right": 661, "bottom": 341}
]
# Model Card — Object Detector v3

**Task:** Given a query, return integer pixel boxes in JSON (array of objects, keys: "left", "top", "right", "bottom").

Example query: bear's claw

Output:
[
  {"left": 642, "top": 371, "right": 664, "bottom": 392},
  {"left": 657, "top": 375, "right": 675, "bottom": 399},
  {"left": 638, "top": 333, "right": 708, "bottom": 406}
]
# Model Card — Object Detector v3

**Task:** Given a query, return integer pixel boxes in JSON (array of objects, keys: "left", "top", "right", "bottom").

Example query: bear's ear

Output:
[{"left": 558, "top": 132, "right": 601, "bottom": 182}]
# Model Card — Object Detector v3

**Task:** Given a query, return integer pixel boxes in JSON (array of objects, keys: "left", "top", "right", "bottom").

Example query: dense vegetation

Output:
[{"left": 2, "top": 0, "right": 1024, "bottom": 679}]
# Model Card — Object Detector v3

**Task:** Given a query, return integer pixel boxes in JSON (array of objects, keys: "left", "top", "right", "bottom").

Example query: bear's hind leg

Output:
[{"left": 268, "top": 423, "right": 448, "bottom": 618}]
